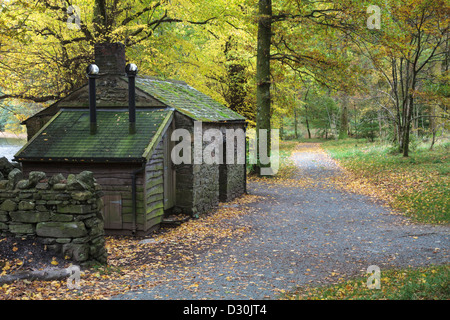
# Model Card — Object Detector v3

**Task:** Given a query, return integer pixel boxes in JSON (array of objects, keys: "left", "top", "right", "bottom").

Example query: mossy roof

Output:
[
  {"left": 15, "top": 109, "right": 173, "bottom": 162},
  {"left": 22, "top": 76, "right": 246, "bottom": 125},
  {"left": 133, "top": 77, "right": 246, "bottom": 122}
]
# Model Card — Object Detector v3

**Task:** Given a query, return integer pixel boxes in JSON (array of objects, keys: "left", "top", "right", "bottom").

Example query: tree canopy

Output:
[{"left": 0, "top": 0, "right": 448, "bottom": 159}]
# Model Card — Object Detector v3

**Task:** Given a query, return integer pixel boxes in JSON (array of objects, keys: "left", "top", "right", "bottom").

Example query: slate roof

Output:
[
  {"left": 15, "top": 109, "right": 173, "bottom": 162},
  {"left": 133, "top": 77, "right": 246, "bottom": 122}
]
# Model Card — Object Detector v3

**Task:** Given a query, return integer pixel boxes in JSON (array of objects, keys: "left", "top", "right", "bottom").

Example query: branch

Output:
[
  {"left": 0, "top": 93, "right": 60, "bottom": 103},
  {"left": 272, "top": 8, "right": 343, "bottom": 22},
  {"left": 39, "top": 0, "right": 93, "bottom": 42},
  {"left": 0, "top": 268, "right": 71, "bottom": 285},
  {"left": 121, "top": 2, "right": 162, "bottom": 26},
  {"left": 127, "top": 14, "right": 219, "bottom": 46}
]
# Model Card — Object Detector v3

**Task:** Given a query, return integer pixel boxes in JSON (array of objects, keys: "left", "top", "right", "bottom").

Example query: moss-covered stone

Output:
[
  {"left": 19, "top": 193, "right": 34, "bottom": 199},
  {"left": 51, "top": 214, "right": 73, "bottom": 222},
  {"left": 57, "top": 204, "right": 94, "bottom": 214},
  {"left": 0, "top": 211, "right": 8, "bottom": 222},
  {"left": 49, "top": 173, "right": 65, "bottom": 185},
  {"left": 10, "top": 211, "right": 50, "bottom": 223},
  {"left": 17, "top": 179, "right": 32, "bottom": 189},
  {"left": 55, "top": 238, "right": 71, "bottom": 244},
  {"left": 9, "top": 223, "right": 35, "bottom": 234},
  {"left": 66, "top": 174, "right": 85, "bottom": 191},
  {"left": 53, "top": 183, "right": 67, "bottom": 190},
  {"left": 71, "top": 191, "right": 93, "bottom": 201},
  {"left": 8, "top": 168, "right": 23, "bottom": 189},
  {"left": 62, "top": 243, "right": 89, "bottom": 262},
  {"left": 76, "top": 171, "right": 95, "bottom": 188},
  {"left": 36, "top": 182, "right": 49, "bottom": 190},
  {"left": 18, "top": 201, "right": 36, "bottom": 211},
  {"left": 28, "top": 171, "right": 46, "bottom": 186},
  {"left": 0, "top": 199, "right": 17, "bottom": 211},
  {"left": 0, "top": 180, "right": 9, "bottom": 190},
  {"left": 36, "top": 221, "right": 87, "bottom": 238}
]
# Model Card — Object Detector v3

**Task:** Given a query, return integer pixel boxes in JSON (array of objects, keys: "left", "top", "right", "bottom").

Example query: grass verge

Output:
[
  {"left": 321, "top": 138, "right": 449, "bottom": 224},
  {"left": 282, "top": 264, "right": 449, "bottom": 300}
]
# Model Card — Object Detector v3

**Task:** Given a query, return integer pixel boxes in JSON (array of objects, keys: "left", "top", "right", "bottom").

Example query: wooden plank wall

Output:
[{"left": 144, "top": 139, "right": 165, "bottom": 231}]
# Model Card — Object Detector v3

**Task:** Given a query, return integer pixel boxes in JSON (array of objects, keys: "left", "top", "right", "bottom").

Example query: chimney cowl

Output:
[
  {"left": 86, "top": 64, "right": 99, "bottom": 76},
  {"left": 125, "top": 63, "right": 138, "bottom": 77}
]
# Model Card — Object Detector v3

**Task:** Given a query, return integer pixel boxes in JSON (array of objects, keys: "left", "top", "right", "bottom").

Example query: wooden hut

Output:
[{"left": 15, "top": 43, "right": 247, "bottom": 236}]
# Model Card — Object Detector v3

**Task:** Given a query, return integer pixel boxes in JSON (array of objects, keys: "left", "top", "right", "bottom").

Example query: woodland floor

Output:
[{"left": 1, "top": 142, "right": 449, "bottom": 300}]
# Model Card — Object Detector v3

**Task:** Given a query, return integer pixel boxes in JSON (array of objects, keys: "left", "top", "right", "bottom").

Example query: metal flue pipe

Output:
[
  {"left": 86, "top": 64, "right": 99, "bottom": 135},
  {"left": 125, "top": 63, "right": 138, "bottom": 134}
]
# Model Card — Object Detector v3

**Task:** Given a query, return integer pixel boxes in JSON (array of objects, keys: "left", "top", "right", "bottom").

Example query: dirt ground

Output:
[{"left": 0, "top": 236, "right": 69, "bottom": 274}]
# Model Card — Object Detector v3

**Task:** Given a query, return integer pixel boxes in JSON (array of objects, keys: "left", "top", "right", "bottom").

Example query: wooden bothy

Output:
[{"left": 15, "top": 43, "right": 247, "bottom": 236}]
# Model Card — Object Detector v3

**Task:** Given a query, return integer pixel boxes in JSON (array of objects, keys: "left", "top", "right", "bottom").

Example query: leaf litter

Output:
[{"left": 0, "top": 194, "right": 262, "bottom": 300}]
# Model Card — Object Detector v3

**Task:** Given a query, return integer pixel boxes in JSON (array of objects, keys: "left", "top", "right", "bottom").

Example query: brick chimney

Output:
[{"left": 94, "top": 42, "right": 126, "bottom": 75}]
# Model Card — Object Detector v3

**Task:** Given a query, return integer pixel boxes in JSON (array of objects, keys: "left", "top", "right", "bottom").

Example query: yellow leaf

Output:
[
  {"left": 12, "top": 247, "right": 18, "bottom": 252},
  {"left": 51, "top": 259, "right": 59, "bottom": 266}
]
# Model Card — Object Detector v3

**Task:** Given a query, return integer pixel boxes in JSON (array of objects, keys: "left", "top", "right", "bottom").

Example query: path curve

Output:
[{"left": 112, "top": 143, "right": 449, "bottom": 300}]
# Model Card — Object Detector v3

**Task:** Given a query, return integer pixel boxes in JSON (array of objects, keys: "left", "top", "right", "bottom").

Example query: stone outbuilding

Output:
[{"left": 15, "top": 43, "right": 247, "bottom": 236}]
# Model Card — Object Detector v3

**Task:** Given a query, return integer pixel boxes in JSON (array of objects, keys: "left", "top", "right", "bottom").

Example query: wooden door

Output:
[
  {"left": 163, "top": 125, "right": 175, "bottom": 210},
  {"left": 101, "top": 194, "right": 123, "bottom": 229}
]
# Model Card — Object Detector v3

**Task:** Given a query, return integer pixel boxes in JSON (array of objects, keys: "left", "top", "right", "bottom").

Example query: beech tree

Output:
[
  {"left": 254, "top": 0, "right": 272, "bottom": 174},
  {"left": 0, "top": 0, "right": 238, "bottom": 103}
]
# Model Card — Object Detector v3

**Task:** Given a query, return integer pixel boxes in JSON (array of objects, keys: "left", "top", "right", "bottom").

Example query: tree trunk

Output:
[
  {"left": 429, "top": 104, "right": 436, "bottom": 150},
  {"left": 280, "top": 118, "right": 284, "bottom": 140},
  {"left": 402, "top": 65, "right": 417, "bottom": 157},
  {"left": 402, "top": 93, "right": 414, "bottom": 157},
  {"left": 93, "top": 0, "right": 107, "bottom": 38},
  {"left": 304, "top": 89, "right": 311, "bottom": 139},
  {"left": 339, "top": 93, "right": 349, "bottom": 139},
  {"left": 255, "top": 0, "right": 272, "bottom": 174},
  {"left": 402, "top": 119, "right": 411, "bottom": 157},
  {"left": 430, "top": 129, "right": 437, "bottom": 150},
  {"left": 0, "top": 268, "right": 71, "bottom": 285},
  {"left": 305, "top": 107, "right": 311, "bottom": 139},
  {"left": 294, "top": 107, "right": 298, "bottom": 139}
]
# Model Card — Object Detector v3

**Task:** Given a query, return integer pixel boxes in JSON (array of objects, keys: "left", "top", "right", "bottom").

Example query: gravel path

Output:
[{"left": 111, "top": 143, "right": 449, "bottom": 300}]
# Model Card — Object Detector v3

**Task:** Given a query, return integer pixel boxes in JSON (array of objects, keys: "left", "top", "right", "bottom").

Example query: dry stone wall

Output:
[{"left": 0, "top": 157, "right": 107, "bottom": 264}]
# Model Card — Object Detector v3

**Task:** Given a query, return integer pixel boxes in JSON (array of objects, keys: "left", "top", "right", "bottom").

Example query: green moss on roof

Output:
[
  {"left": 133, "top": 77, "right": 245, "bottom": 122},
  {"left": 16, "top": 109, "right": 172, "bottom": 162}
]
